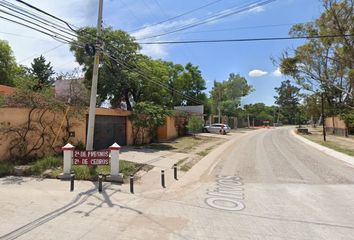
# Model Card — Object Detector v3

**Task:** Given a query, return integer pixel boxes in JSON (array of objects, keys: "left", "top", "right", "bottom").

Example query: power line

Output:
[
  {"left": 136, "top": 0, "right": 276, "bottom": 40},
  {"left": 129, "top": 0, "right": 223, "bottom": 33},
  {"left": 173, "top": 22, "right": 308, "bottom": 35},
  {"left": 0, "top": 15, "right": 72, "bottom": 43},
  {"left": 18, "top": 43, "right": 65, "bottom": 63},
  {"left": 0, "top": 8, "right": 75, "bottom": 42},
  {"left": 14, "top": 0, "right": 78, "bottom": 32},
  {"left": 138, "top": 34, "right": 354, "bottom": 44},
  {"left": 0, "top": 0, "right": 76, "bottom": 37}
]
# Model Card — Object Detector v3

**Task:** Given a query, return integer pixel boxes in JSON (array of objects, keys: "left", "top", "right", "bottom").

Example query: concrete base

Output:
[
  {"left": 106, "top": 174, "right": 124, "bottom": 183},
  {"left": 58, "top": 173, "right": 72, "bottom": 180}
]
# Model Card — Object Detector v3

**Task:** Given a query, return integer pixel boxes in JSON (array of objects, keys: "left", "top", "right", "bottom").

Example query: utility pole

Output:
[
  {"left": 247, "top": 114, "right": 250, "bottom": 128},
  {"left": 86, "top": 0, "right": 104, "bottom": 150},
  {"left": 321, "top": 92, "right": 326, "bottom": 142}
]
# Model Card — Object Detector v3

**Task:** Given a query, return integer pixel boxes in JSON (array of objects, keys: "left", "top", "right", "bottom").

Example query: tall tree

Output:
[
  {"left": 0, "top": 39, "right": 18, "bottom": 86},
  {"left": 30, "top": 55, "right": 55, "bottom": 91},
  {"left": 70, "top": 27, "right": 141, "bottom": 110},
  {"left": 210, "top": 73, "right": 253, "bottom": 117},
  {"left": 274, "top": 80, "right": 301, "bottom": 124},
  {"left": 280, "top": 0, "right": 354, "bottom": 112}
]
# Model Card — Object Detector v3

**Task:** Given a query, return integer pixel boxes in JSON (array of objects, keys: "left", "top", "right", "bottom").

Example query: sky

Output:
[{"left": 0, "top": 0, "right": 323, "bottom": 106}]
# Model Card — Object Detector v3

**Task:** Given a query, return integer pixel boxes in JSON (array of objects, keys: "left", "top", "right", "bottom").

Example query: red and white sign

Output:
[{"left": 73, "top": 150, "right": 110, "bottom": 165}]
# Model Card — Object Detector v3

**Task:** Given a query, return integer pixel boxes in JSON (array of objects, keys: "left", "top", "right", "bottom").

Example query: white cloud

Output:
[
  {"left": 272, "top": 67, "right": 282, "bottom": 77},
  {"left": 248, "top": 6, "right": 265, "bottom": 13},
  {"left": 249, "top": 69, "right": 268, "bottom": 77},
  {"left": 0, "top": 0, "right": 95, "bottom": 73},
  {"left": 131, "top": 18, "right": 196, "bottom": 59}
]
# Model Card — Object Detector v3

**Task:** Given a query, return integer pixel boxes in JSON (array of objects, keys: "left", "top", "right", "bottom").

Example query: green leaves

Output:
[
  {"left": 274, "top": 80, "right": 301, "bottom": 124},
  {"left": 0, "top": 39, "right": 18, "bottom": 86},
  {"left": 210, "top": 73, "right": 253, "bottom": 117},
  {"left": 186, "top": 116, "right": 203, "bottom": 134}
]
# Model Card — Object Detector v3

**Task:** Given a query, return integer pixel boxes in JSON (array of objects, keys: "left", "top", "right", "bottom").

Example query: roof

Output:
[{"left": 0, "top": 85, "right": 15, "bottom": 96}]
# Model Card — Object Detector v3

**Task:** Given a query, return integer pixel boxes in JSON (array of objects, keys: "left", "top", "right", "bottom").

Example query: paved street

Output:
[{"left": 1, "top": 127, "right": 354, "bottom": 240}]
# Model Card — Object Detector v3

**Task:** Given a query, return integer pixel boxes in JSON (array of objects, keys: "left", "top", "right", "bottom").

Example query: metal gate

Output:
[{"left": 89, "top": 115, "right": 127, "bottom": 150}]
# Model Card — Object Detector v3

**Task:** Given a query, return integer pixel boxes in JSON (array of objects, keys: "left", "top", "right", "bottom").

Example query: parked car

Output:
[{"left": 203, "top": 123, "right": 231, "bottom": 135}]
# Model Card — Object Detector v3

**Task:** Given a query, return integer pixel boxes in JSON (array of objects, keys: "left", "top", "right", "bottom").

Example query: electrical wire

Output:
[
  {"left": 0, "top": 0, "right": 76, "bottom": 37},
  {"left": 129, "top": 0, "right": 223, "bottom": 33},
  {"left": 14, "top": 0, "right": 78, "bottom": 32},
  {"left": 169, "top": 22, "right": 308, "bottom": 35},
  {"left": 0, "top": 9, "right": 75, "bottom": 42},
  {"left": 18, "top": 43, "right": 65, "bottom": 63},
  {"left": 0, "top": 15, "right": 72, "bottom": 43},
  {"left": 136, "top": 0, "right": 276, "bottom": 40},
  {"left": 138, "top": 34, "right": 354, "bottom": 45}
]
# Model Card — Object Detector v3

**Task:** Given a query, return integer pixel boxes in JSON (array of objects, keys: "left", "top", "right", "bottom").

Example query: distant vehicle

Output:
[{"left": 203, "top": 123, "right": 231, "bottom": 135}]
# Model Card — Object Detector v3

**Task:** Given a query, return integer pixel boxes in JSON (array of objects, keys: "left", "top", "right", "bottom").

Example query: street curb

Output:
[{"left": 291, "top": 129, "right": 354, "bottom": 167}]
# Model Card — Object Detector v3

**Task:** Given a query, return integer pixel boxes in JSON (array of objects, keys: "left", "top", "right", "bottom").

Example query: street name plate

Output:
[{"left": 73, "top": 150, "right": 110, "bottom": 165}]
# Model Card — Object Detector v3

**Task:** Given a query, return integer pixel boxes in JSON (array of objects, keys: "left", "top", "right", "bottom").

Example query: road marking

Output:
[{"left": 205, "top": 175, "right": 245, "bottom": 211}]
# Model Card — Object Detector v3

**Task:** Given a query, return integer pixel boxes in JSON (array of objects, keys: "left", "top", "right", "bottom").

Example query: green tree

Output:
[
  {"left": 243, "top": 103, "right": 277, "bottom": 126},
  {"left": 279, "top": 0, "right": 354, "bottom": 113},
  {"left": 274, "top": 80, "right": 302, "bottom": 124},
  {"left": 210, "top": 73, "right": 253, "bottom": 117},
  {"left": 70, "top": 27, "right": 141, "bottom": 110},
  {"left": 129, "top": 102, "right": 170, "bottom": 144},
  {"left": 186, "top": 116, "right": 203, "bottom": 136},
  {"left": 0, "top": 39, "right": 18, "bottom": 86},
  {"left": 29, "top": 55, "right": 55, "bottom": 91}
]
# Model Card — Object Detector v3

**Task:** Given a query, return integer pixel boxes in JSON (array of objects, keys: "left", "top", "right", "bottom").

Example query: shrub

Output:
[
  {"left": 31, "top": 156, "right": 62, "bottom": 174},
  {"left": 187, "top": 116, "right": 203, "bottom": 135},
  {"left": 0, "top": 162, "right": 14, "bottom": 177}
]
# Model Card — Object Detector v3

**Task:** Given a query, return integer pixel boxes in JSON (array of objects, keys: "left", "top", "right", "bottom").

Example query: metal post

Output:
[
  {"left": 70, "top": 173, "right": 75, "bottom": 192},
  {"left": 161, "top": 170, "right": 165, "bottom": 188},
  {"left": 321, "top": 92, "right": 326, "bottom": 142},
  {"left": 98, "top": 175, "right": 103, "bottom": 193},
  {"left": 86, "top": 0, "right": 104, "bottom": 150},
  {"left": 173, "top": 164, "right": 178, "bottom": 180},
  {"left": 130, "top": 174, "right": 134, "bottom": 194}
]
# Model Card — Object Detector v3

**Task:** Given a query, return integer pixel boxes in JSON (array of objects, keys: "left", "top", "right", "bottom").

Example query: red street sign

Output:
[{"left": 73, "top": 150, "right": 110, "bottom": 165}]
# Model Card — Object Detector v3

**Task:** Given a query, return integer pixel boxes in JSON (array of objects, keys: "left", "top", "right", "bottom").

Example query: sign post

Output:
[
  {"left": 59, "top": 143, "right": 75, "bottom": 179},
  {"left": 106, "top": 143, "right": 123, "bottom": 183},
  {"left": 60, "top": 142, "right": 123, "bottom": 183}
]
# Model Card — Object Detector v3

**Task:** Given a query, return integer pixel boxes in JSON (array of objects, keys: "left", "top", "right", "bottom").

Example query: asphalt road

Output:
[
  {"left": 217, "top": 127, "right": 354, "bottom": 184},
  {"left": 1, "top": 127, "right": 354, "bottom": 240}
]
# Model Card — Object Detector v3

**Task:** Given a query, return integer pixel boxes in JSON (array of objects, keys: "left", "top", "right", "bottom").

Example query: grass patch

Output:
[
  {"left": 31, "top": 156, "right": 62, "bottom": 175},
  {"left": 318, "top": 141, "right": 354, "bottom": 156},
  {"left": 196, "top": 146, "right": 214, "bottom": 157},
  {"left": 0, "top": 162, "right": 14, "bottom": 177},
  {"left": 176, "top": 157, "right": 188, "bottom": 166},
  {"left": 180, "top": 163, "right": 192, "bottom": 172},
  {"left": 146, "top": 143, "right": 176, "bottom": 151},
  {"left": 71, "top": 160, "right": 153, "bottom": 180},
  {"left": 303, "top": 134, "right": 354, "bottom": 157}
]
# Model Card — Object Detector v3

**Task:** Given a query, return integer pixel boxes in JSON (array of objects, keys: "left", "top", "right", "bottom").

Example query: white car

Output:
[{"left": 203, "top": 123, "right": 231, "bottom": 135}]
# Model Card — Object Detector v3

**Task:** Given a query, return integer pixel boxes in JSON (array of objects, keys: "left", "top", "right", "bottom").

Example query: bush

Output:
[
  {"left": 31, "top": 156, "right": 62, "bottom": 174},
  {"left": 0, "top": 162, "right": 14, "bottom": 177},
  {"left": 187, "top": 116, "right": 203, "bottom": 134}
]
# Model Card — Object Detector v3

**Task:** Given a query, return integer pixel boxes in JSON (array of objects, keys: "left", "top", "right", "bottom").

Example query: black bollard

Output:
[
  {"left": 161, "top": 170, "right": 165, "bottom": 188},
  {"left": 70, "top": 173, "right": 75, "bottom": 192},
  {"left": 98, "top": 175, "right": 103, "bottom": 193},
  {"left": 173, "top": 164, "right": 178, "bottom": 180},
  {"left": 130, "top": 174, "right": 134, "bottom": 194}
]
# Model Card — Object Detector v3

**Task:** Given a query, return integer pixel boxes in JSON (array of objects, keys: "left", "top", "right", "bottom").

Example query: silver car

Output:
[{"left": 203, "top": 123, "right": 231, "bottom": 135}]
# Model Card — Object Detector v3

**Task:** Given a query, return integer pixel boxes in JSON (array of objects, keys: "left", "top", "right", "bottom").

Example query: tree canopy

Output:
[{"left": 0, "top": 39, "right": 18, "bottom": 86}]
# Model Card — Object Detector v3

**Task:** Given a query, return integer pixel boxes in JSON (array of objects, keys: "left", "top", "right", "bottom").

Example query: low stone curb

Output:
[{"left": 291, "top": 129, "right": 354, "bottom": 168}]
